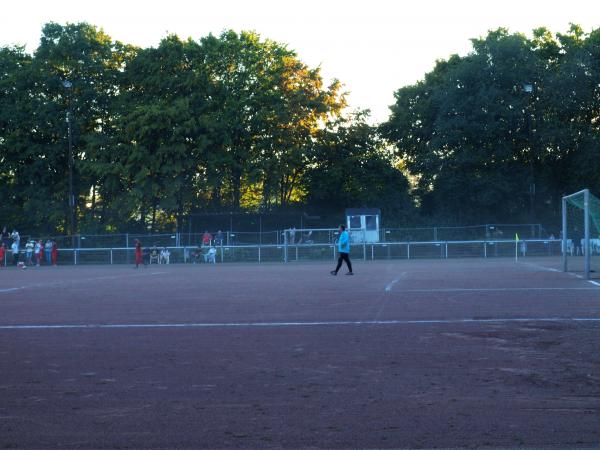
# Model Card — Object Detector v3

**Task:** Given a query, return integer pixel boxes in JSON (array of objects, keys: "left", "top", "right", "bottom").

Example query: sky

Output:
[{"left": 1, "top": 0, "right": 599, "bottom": 123}]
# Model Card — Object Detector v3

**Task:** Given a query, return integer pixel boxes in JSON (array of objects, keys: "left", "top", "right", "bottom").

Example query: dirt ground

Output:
[{"left": 1, "top": 258, "right": 599, "bottom": 449}]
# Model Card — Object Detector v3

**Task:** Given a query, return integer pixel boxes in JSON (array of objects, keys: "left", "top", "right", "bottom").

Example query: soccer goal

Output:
[{"left": 562, "top": 189, "right": 600, "bottom": 279}]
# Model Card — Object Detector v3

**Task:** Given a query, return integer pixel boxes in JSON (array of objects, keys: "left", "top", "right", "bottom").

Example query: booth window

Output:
[
  {"left": 349, "top": 216, "right": 361, "bottom": 229},
  {"left": 366, "top": 215, "right": 377, "bottom": 230}
]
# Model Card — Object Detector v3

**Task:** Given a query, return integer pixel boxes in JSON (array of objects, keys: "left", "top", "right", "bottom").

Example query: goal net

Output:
[{"left": 562, "top": 189, "right": 600, "bottom": 279}]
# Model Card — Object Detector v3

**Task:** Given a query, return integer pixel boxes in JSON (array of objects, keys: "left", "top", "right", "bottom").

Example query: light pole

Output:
[
  {"left": 63, "top": 80, "right": 75, "bottom": 242},
  {"left": 523, "top": 83, "right": 535, "bottom": 226}
]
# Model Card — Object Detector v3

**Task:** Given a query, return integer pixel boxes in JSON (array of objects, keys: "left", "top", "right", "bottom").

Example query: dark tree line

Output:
[
  {"left": 1, "top": 23, "right": 598, "bottom": 235},
  {"left": 381, "top": 25, "right": 600, "bottom": 228},
  {"left": 0, "top": 22, "right": 413, "bottom": 234}
]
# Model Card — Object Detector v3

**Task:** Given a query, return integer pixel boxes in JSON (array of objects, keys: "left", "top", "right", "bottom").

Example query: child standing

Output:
[
  {"left": 44, "top": 240, "right": 52, "bottom": 265},
  {"left": 34, "top": 240, "right": 42, "bottom": 266},
  {"left": 25, "top": 240, "right": 34, "bottom": 266},
  {"left": 134, "top": 240, "right": 143, "bottom": 269},
  {"left": 51, "top": 240, "right": 58, "bottom": 266}
]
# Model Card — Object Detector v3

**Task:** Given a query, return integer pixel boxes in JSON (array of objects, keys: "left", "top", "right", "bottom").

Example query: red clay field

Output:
[{"left": 1, "top": 258, "right": 600, "bottom": 449}]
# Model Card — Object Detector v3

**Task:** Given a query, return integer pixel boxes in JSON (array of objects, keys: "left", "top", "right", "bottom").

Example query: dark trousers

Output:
[{"left": 335, "top": 252, "right": 352, "bottom": 273}]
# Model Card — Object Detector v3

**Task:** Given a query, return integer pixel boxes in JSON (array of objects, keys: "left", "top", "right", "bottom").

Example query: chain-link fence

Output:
[{"left": 2, "top": 239, "right": 562, "bottom": 267}]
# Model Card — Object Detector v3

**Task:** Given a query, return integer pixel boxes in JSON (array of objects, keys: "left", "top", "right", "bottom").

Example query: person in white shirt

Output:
[
  {"left": 11, "top": 240, "right": 19, "bottom": 266},
  {"left": 34, "top": 240, "right": 42, "bottom": 266}
]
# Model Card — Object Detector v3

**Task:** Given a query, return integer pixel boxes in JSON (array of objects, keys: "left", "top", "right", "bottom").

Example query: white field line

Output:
[
  {"left": 384, "top": 278, "right": 401, "bottom": 292},
  {"left": 519, "top": 261, "right": 561, "bottom": 272},
  {"left": 0, "top": 271, "right": 168, "bottom": 294},
  {"left": 392, "top": 287, "right": 600, "bottom": 293},
  {"left": 1, "top": 317, "right": 600, "bottom": 331},
  {"left": 588, "top": 280, "right": 600, "bottom": 287}
]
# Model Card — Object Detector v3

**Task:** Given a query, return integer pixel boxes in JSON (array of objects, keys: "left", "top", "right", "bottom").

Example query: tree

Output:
[
  {"left": 382, "top": 26, "right": 600, "bottom": 226},
  {"left": 306, "top": 112, "right": 414, "bottom": 222}
]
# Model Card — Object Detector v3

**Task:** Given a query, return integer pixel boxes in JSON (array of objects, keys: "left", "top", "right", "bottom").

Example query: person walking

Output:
[{"left": 331, "top": 224, "right": 353, "bottom": 276}]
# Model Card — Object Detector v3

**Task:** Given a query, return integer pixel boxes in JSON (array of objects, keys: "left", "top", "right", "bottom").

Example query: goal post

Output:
[{"left": 562, "top": 188, "right": 600, "bottom": 279}]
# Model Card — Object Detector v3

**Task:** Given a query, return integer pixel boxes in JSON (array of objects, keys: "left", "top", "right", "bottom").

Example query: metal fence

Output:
[
  {"left": 13, "top": 223, "right": 545, "bottom": 250},
  {"left": 3, "top": 239, "right": 562, "bottom": 266}
]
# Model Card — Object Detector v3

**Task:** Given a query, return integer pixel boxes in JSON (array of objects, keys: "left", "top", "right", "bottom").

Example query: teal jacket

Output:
[{"left": 338, "top": 230, "right": 350, "bottom": 253}]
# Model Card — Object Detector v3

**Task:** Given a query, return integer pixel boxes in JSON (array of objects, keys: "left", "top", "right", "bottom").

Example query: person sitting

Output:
[
  {"left": 299, "top": 230, "right": 314, "bottom": 244},
  {"left": 202, "top": 230, "right": 213, "bottom": 247},
  {"left": 149, "top": 245, "right": 160, "bottom": 264},
  {"left": 160, "top": 247, "right": 170, "bottom": 264},
  {"left": 191, "top": 246, "right": 202, "bottom": 264},
  {"left": 142, "top": 247, "right": 150, "bottom": 266},
  {"left": 203, "top": 247, "right": 217, "bottom": 264}
]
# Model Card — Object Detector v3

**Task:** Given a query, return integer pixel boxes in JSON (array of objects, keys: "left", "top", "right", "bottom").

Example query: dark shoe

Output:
[
  {"left": 346, "top": 272, "right": 354, "bottom": 276},
  {"left": 330, "top": 271, "right": 337, "bottom": 276}
]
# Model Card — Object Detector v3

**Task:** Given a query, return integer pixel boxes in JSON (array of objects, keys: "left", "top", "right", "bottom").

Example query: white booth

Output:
[{"left": 346, "top": 208, "right": 381, "bottom": 243}]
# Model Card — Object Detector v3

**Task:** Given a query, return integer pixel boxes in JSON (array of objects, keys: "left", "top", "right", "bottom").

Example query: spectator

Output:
[
  {"left": 11, "top": 239, "right": 19, "bottom": 266},
  {"left": 202, "top": 230, "right": 212, "bottom": 247},
  {"left": 10, "top": 229, "right": 20, "bottom": 245},
  {"left": 290, "top": 226, "right": 296, "bottom": 244},
  {"left": 25, "top": 240, "right": 34, "bottom": 265},
  {"left": 149, "top": 245, "right": 159, "bottom": 264},
  {"left": 215, "top": 230, "right": 224, "bottom": 246},
  {"left": 142, "top": 247, "right": 150, "bottom": 266},
  {"left": 160, "top": 247, "right": 170, "bottom": 264},
  {"left": 572, "top": 227, "right": 583, "bottom": 256},
  {"left": 45, "top": 240, "right": 53, "bottom": 265},
  {"left": 1, "top": 226, "right": 9, "bottom": 249},
  {"left": 0, "top": 243, "right": 5, "bottom": 267},
  {"left": 51, "top": 240, "right": 58, "bottom": 266},
  {"left": 34, "top": 240, "right": 42, "bottom": 266},
  {"left": 134, "top": 240, "right": 143, "bottom": 269}
]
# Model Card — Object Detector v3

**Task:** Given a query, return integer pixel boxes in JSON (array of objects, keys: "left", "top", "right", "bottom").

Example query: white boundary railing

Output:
[{"left": 2, "top": 239, "right": 565, "bottom": 266}]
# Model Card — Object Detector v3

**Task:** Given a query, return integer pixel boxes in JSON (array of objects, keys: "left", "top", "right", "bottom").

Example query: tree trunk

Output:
[
  {"left": 232, "top": 170, "right": 242, "bottom": 210},
  {"left": 90, "top": 184, "right": 97, "bottom": 227},
  {"left": 151, "top": 200, "right": 157, "bottom": 234}
]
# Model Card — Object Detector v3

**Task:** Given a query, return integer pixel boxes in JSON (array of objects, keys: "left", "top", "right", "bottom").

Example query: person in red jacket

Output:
[
  {"left": 134, "top": 240, "right": 143, "bottom": 269},
  {"left": 0, "top": 243, "right": 5, "bottom": 268},
  {"left": 51, "top": 240, "right": 58, "bottom": 266}
]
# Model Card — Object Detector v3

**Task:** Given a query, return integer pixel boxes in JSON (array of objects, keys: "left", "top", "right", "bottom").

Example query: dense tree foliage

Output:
[
  {"left": 0, "top": 23, "right": 407, "bottom": 233},
  {"left": 2, "top": 23, "right": 599, "bottom": 234},
  {"left": 381, "top": 25, "right": 600, "bottom": 228}
]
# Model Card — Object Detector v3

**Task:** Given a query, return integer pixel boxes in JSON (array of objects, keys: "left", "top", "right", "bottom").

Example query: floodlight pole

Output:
[
  {"left": 562, "top": 196, "right": 567, "bottom": 272},
  {"left": 63, "top": 80, "right": 75, "bottom": 246},
  {"left": 523, "top": 83, "right": 535, "bottom": 224}
]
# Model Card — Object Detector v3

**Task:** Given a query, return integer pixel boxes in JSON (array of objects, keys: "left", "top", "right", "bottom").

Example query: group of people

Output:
[
  {"left": 134, "top": 241, "right": 170, "bottom": 268},
  {"left": 188, "top": 231, "right": 221, "bottom": 264},
  {"left": 201, "top": 230, "right": 224, "bottom": 247},
  {"left": 0, "top": 226, "right": 58, "bottom": 268}
]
